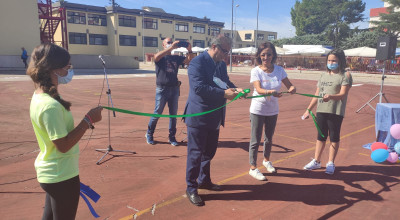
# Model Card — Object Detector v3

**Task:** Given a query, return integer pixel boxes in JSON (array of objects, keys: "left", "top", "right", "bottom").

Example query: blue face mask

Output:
[
  {"left": 327, "top": 63, "right": 339, "bottom": 70},
  {"left": 56, "top": 69, "right": 74, "bottom": 84}
]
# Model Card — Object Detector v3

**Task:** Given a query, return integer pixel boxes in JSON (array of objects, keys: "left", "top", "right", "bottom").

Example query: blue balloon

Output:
[
  {"left": 371, "top": 149, "right": 389, "bottom": 163},
  {"left": 394, "top": 142, "right": 400, "bottom": 155}
]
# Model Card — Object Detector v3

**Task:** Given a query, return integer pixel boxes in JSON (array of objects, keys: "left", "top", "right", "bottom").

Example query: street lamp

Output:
[
  {"left": 140, "top": 11, "right": 145, "bottom": 63},
  {"left": 234, "top": 4, "right": 239, "bottom": 46},
  {"left": 255, "top": 0, "right": 259, "bottom": 48},
  {"left": 230, "top": 0, "right": 234, "bottom": 72}
]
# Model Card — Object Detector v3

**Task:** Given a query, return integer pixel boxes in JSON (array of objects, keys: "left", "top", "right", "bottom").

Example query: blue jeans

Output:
[{"left": 147, "top": 86, "right": 179, "bottom": 138}]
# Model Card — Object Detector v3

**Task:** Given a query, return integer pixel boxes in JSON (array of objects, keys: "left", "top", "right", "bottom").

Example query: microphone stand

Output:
[
  {"left": 95, "top": 56, "right": 136, "bottom": 165},
  {"left": 356, "top": 60, "right": 390, "bottom": 113}
]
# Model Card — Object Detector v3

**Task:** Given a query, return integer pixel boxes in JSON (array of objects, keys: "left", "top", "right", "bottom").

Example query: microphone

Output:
[{"left": 99, "top": 55, "right": 106, "bottom": 66}]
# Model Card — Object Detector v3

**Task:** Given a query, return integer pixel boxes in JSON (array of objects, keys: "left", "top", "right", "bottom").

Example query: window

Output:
[
  {"left": 67, "top": 11, "right": 86, "bottom": 24},
  {"left": 88, "top": 14, "right": 106, "bottom": 26},
  {"left": 268, "top": 34, "right": 275, "bottom": 40},
  {"left": 69, "top": 32, "right": 87, "bottom": 44},
  {"left": 161, "top": 20, "right": 172, "bottom": 24},
  {"left": 119, "top": 15, "right": 136, "bottom": 27},
  {"left": 144, "top": 18, "right": 157, "bottom": 29},
  {"left": 143, "top": 36, "right": 158, "bottom": 47},
  {"left": 245, "top": 34, "right": 252, "bottom": 40},
  {"left": 175, "top": 23, "right": 188, "bottom": 32},
  {"left": 193, "top": 24, "right": 205, "bottom": 34},
  {"left": 246, "top": 44, "right": 251, "bottom": 47},
  {"left": 257, "top": 34, "right": 264, "bottom": 40},
  {"left": 193, "top": 40, "right": 205, "bottom": 48},
  {"left": 119, "top": 35, "right": 137, "bottom": 46},
  {"left": 89, "top": 34, "right": 108, "bottom": 45},
  {"left": 208, "top": 27, "right": 220, "bottom": 36}
]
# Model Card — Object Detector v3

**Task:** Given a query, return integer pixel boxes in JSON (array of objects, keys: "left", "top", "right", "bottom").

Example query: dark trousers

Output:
[
  {"left": 22, "top": 59, "right": 27, "bottom": 68},
  {"left": 316, "top": 113, "right": 343, "bottom": 142},
  {"left": 40, "top": 175, "right": 80, "bottom": 220},
  {"left": 147, "top": 86, "right": 179, "bottom": 138},
  {"left": 186, "top": 126, "right": 219, "bottom": 194}
]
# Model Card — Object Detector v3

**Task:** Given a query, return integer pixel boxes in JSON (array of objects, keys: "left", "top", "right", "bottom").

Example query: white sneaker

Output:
[
  {"left": 325, "top": 161, "right": 335, "bottom": 175},
  {"left": 249, "top": 168, "right": 267, "bottom": 181},
  {"left": 263, "top": 161, "right": 277, "bottom": 173},
  {"left": 303, "top": 159, "right": 321, "bottom": 170}
]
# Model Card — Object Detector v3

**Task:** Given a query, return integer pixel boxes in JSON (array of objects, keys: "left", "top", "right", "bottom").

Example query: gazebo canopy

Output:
[{"left": 344, "top": 47, "right": 377, "bottom": 57}]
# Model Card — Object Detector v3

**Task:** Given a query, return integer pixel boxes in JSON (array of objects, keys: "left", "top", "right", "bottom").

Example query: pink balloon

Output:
[
  {"left": 387, "top": 152, "right": 399, "bottom": 163},
  {"left": 390, "top": 124, "right": 400, "bottom": 139}
]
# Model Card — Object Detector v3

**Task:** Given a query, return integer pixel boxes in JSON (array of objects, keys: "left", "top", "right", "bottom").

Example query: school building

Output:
[{"left": 0, "top": 0, "right": 277, "bottom": 69}]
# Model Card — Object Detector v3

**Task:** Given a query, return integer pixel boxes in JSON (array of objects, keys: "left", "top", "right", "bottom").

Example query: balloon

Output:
[
  {"left": 371, "top": 149, "right": 389, "bottom": 163},
  {"left": 394, "top": 142, "right": 400, "bottom": 155},
  {"left": 386, "top": 152, "right": 399, "bottom": 163},
  {"left": 390, "top": 124, "right": 400, "bottom": 139},
  {"left": 370, "top": 142, "right": 388, "bottom": 152}
]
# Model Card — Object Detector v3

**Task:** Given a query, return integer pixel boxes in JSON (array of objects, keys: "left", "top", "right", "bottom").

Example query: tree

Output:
[
  {"left": 272, "top": 34, "right": 332, "bottom": 47},
  {"left": 340, "top": 29, "right": 385, "bottom": 49},
  {"left": 109, "top": 0, "right": 120, "bottom": 8},
  {"left": 290, "top": 0, "right": 331, "bottom": 36},
  {"left": 371, "top": 0, "right": 400, "bottom": 37},
  {"left": 291, "top": 0, "right": 365, "bottom": 47},
  {"left": 325, "top": 0, "right": 365, "bottom": 48}
]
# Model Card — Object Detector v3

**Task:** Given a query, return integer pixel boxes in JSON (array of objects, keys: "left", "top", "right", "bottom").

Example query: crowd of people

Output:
[{"left": 27, "top": 34, "right": 352, "bottom": 217}]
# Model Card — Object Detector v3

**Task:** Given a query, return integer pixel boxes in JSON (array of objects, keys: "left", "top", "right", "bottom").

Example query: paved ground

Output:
[{"left": 0, "top": 64, "right": 399, "bottom": 220}]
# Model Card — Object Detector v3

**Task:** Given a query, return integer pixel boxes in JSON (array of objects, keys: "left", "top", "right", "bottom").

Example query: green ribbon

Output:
[
  {"left": 307, "top": 109, "right": 325, "bottom": 138},
  {"left": 101, "top": 88, "right": 324, "bottom": 138},
  {"left": 246, "top": 92, "right": 322, "bottom": 99},
  {"left": 102, "top": 88, "right": 251, "bottom": 118}
]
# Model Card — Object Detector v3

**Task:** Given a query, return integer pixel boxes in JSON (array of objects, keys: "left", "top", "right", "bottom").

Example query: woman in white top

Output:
[{"left": 248, "top": 42, "right": 296, "bottom": 181}]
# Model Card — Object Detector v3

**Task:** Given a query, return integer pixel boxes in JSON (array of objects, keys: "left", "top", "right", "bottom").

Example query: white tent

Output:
[
  {"left": 171, "top": 47, "right": 188, "bottom": 54},
  {"left": 344, "top": 47, "right": 376, "bottom": 57},
  {"left": 275, "top": 46, "right": 289, "bottom": 55},
  {"left": 282, "top": 45, "right": 332, "bottom": 56},
  {"left": 192, "top": 46, "right": 205, "bottom": 53},
  {"left": 232, "top": 47, "right": 257, "bottom": 55}
]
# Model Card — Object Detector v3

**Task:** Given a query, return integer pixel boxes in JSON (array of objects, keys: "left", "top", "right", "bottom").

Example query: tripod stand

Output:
[
  {"left": 356, "top": 60, "right": 390, "bottom": 113},
  {"left": 95, "top": 56, "right": 136, "bottom": 165}
]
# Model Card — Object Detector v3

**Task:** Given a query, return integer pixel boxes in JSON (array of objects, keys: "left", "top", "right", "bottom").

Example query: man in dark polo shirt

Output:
[{"left": 145, "top": 37, "right": 195, "bottom": 146}]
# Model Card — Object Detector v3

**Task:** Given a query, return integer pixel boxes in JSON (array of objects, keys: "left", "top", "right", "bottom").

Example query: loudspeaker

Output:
[{"left": 376, "top": 36, "right": 397, "bottom": 60}]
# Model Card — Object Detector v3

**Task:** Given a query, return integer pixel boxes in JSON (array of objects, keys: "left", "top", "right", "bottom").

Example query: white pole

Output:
[
  {"left": 255, "top": 0, "right": 259, "bottom": 48},
  {"left": 230, "top": 0, "right": 234, "bottom": 72}
]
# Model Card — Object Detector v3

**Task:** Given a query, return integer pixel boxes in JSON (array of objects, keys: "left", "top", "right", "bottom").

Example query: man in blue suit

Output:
[{"left": 183, "top": 35, "right": 244, "bottom": 206}]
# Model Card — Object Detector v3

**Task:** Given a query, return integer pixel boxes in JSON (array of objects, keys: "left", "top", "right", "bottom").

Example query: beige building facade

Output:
[
  {"left": 221, "top": 29, "right": 278, "bottom": 48},
  {"left": 0, "top": 0, "right": 40, "bottom": 56},
  {"left": 53, "top": 2, "right": 224, "bottom": 61}
]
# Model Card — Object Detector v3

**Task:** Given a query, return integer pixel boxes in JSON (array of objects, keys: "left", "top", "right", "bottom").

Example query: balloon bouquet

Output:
[{"left": 370, "top": 124, "right": 400, "bottom": 164}]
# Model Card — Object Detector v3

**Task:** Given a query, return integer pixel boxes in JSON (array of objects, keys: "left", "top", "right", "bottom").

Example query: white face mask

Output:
[
  {"left": 166, "top": 44, "right": 172, "bottom": 49},
  {"left": 56, "top": 69, "right": 74, "bottom": 84}
]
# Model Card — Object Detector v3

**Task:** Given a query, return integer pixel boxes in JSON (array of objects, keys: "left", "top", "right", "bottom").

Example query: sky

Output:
[{"left": 64, "top": 0, "right": 385, "bottom": 39}]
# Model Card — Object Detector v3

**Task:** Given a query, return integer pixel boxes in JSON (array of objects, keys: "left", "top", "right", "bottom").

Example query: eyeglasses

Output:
[
  {"left": 217, "top": 45, "right": 230, "bottom": 55},
  {"left": 167, "top": 41, "right": 173, "bottom": 44}
]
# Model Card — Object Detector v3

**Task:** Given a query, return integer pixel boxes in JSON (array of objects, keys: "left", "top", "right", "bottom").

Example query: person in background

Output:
[
  {"left": 248, "top": 42, "right": 296, "bottom": 181},
  {"left": 21, "top": 47, "right": 28, "bottom": 68},
  {"left": 302, "top": 49, "right": 352, "bottom": 175},
  {"left": 183, "top": 34, "right": 245, "bottom": 206},
  {"left": 145, "top": 38, "right": 195, "bottom": 146},
  {"left": 27, "top": 43, "right": 103, "bottom": 219}
]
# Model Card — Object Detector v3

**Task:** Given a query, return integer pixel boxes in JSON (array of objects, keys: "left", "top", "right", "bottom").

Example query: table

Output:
[{"left": 375, "top": 103, "right": 400, "bottom": 150}]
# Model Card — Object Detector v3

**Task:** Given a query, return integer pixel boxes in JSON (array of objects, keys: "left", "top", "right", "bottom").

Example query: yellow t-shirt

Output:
[{"left": 30, "top": 93, "right": 79, "bottom": 183}]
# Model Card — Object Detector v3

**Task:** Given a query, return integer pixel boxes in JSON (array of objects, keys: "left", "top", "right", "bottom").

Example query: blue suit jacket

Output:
[{"left": 183, "top": 52, "right": 236, "bottom": 129}]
